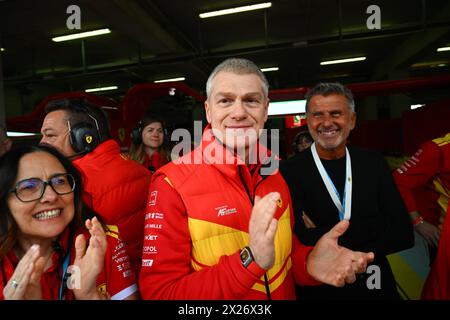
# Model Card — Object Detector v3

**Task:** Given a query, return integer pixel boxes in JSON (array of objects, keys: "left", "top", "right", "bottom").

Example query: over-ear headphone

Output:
[
  {"left": 131, "top": 120, "right": 144, "bottom": 146},
  {"left": 67, "top": 102, "right": 101, "bottom": 154},
  {"left": 130, "top": 119, "right": 168, "bottom": 146}
]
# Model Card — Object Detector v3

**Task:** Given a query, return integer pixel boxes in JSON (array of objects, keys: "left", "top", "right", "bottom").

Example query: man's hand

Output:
[
  {"left": 249, "top": 192, "right": 279, "bottom": 270},
  {"left": 415, "top": 221, "right": 440, "bottom": 247},
  {"left": 306, "top": 220, "right": 375, "bottom": 287}
]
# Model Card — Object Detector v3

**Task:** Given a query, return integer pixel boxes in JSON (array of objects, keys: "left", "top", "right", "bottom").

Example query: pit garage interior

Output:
[{"left": 1, "top": 0, "right": 450, "bottom": 300}]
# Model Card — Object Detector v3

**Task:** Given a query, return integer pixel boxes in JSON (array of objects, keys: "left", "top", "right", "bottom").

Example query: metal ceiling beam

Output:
[
  {"left": 5, "top": 20, "right": 450, "bottom": 86},
  {"left": 81, "top": 0, "right": 186, "bottom": 53},
  {"left": 371, "top": 3, "right": 450, "bottom": 80},
  {"left": 81, "top": 0, "right": 211, "bottom": 79},
  {"left": 5, "top": 12, "right": 450, "bottom": 88}
]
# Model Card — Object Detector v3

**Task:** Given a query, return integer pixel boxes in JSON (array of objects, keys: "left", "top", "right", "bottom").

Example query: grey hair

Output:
[
  {"left": 305, "top": 82, "right": 355, "bottom": 112},
  {"left": 206, "top": 58, "right": 269, "bottom": 100}
]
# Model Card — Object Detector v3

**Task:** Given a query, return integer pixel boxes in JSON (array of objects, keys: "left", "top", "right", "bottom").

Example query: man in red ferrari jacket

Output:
[
  {"left": 138, "top": 58, "right": 375, "bottom": 300},
  {"left": 393, "top": 133, "right": 449, "bottom": 248},
  {"left": 393, "top": 132, "right": 450, "bottom": 299},
  {"left": 40, "top": 100, "right": 151, "bottom": 275}
]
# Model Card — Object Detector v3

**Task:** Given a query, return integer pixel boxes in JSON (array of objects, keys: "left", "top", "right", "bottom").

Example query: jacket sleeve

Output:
[
  {"left": 393, "top": 141, "right": 442, "bottom": 213},
  {"left": 285, "top": 184, "right": 322, "bottom": 286},
  {"left": 138, "top": 174, "right": 266, "bottom": 300},
  {"left": 291, "top": 237, "right": 322, "bottom": 286}
]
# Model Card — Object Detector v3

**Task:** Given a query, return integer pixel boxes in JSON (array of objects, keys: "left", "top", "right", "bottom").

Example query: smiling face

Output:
[
  {"left": 142, "top": 122, "right": 164, "bottom": 150},
  {"left": 205, "top": 71, "right": 269, "bottom": 153},
  {"left": 307, "top": 94, "right": 356, "bottom": 159},
  {"left": 7, "top": 151, "right": 75, "bottom": 242}
]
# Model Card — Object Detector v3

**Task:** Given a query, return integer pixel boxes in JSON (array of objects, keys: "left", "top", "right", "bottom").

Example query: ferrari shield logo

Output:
[
  {"left": 118, "top": 128, "right": 125, "bottom": 141},
  {"left": 86, "top": 135, "right": 93, "bottom": 144}
]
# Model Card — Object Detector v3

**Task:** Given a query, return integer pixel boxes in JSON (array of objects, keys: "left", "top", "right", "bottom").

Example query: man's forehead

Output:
[
  {"left": 43, "top": 110, "right": 68, "bottom": 126},
  {"left": 212, "top": 72, "right": 264, "bottom": 92},
  {"left": 214, "top": 90, "right": 264, "bottom": 97},
  {"left": 44, "top": 110, "right": 67, "bottom": 123},
  {"left": 309, "top": 94, "right": 349, "bottom": 108}
]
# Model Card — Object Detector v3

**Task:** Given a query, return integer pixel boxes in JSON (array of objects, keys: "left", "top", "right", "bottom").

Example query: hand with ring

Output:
[
  {"left": 3, "top": 244, "right": 46, "bottom": 300},
  {"left": 11, "top": 279, "right": 19, "bottom": 289}
]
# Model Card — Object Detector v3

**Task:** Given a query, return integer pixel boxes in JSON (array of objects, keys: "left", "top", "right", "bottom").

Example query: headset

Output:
[
  {"left": 131, "top": 118, "right": 168, "bottom": 146},
  {"left": 67, "top": 101, "right": 102, "bottom": 154}
]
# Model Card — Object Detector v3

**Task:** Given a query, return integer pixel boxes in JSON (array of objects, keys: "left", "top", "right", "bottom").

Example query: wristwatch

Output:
[{"left": 240, "top": 246, "right": 254, "bottom": 268}]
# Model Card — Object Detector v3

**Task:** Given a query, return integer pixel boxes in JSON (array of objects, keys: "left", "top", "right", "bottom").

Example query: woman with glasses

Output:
[{"left": 0, "top": 145, "right": 138, "bottom": 300}]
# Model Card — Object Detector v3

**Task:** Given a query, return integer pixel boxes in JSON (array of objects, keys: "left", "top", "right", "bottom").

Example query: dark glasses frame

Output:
[{"left": 9, "top": 173, "right": 76, "bottom": 203}]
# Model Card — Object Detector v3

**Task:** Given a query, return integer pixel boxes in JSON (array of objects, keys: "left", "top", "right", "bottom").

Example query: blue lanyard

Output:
[
  {"left": 324, "top": 168, "right": 347, "bottom": 221},
  {"left": 311, "top": 143, "right": 352, "bottom": 221},
  {"left": 58, "top": 250, "right": 71, "bottom": 300}
]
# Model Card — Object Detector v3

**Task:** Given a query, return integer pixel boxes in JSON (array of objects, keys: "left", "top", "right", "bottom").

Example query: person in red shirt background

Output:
[
  {"left": 0, "top": 144, "right": 138, "bottom": 300},
  {"left": 393, "top": 132, "right": 450, "bottom": 299},
  {"left": 129, "top": 116, "right": 171, "bottom": 173}
]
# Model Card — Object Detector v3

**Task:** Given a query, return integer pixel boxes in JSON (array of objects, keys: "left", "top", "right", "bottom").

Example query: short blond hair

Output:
[{"left": 206, "top": 58, "right": 269, "bottom": 100}]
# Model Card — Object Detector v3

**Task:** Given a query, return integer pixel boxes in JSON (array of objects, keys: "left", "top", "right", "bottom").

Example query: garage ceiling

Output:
[{"left": 1, "top": 0, "right": 450, "bottom": 114}]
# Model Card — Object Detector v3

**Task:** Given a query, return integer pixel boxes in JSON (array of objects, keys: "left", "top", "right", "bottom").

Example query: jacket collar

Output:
[
  {"left": 73, "top": 139, "right": 120, "bottom": 165},
  {"left": 176, "top": 124, "right": 273, "bottom": 180}
]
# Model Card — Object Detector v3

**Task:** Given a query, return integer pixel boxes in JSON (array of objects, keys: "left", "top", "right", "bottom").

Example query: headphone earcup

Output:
[
  {"left": 163, "top": 128, "right": 170, "bottom": 145},
  {"left": 130, "top": 126, "right": 142, "bottom": 145},
  {"left": 69, "top": 122, "right": 100, "bottom": 153}
]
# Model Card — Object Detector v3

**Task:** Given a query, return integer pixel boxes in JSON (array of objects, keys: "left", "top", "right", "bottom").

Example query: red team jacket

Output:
[
  {"left": 393, "top": 133, "right": 450, "bottom": 299},
  {"left": 0, "top": 225, "right": 137, "bottom": 300},
  {"left": 393, "top": 133, "right": 450, "bottom": 229},
  {"left": 139, "top": 127, "right": 318, "bottom": 300},
  {"left": 142, "top": 151, "right": 169, "bottom": 173},
  {"left": 73, "top": 139, "right": 151, "bottom": 274}
]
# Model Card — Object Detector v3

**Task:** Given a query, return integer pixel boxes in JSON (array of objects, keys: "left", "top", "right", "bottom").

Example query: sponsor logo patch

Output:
[
  {"left": 149, "top": 191, "right": 158, "bottom": 206},
  {"left": 215, "top": 205, "right": 237, "bottom": 217},
  {"left": 142, "top": 259, "right": 154, "bottom": 267}
]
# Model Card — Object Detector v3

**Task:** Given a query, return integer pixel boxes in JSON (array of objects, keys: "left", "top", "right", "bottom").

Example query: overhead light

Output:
[
  {"left": 437, "top": 47, "right": 450, "bottom": 52},
  {"left": 199, "top": 2, "right": 272, "bottom": 19},
  {"left": 154, "top": 77, "right": 185, "bottom": 83},
  {"left": 100, "top": 106, "right": 119, "bottom": 110},
  {"left": 52, "top": 28, "right": 111, "bottom": 42},
  {"left": 85, "top": 86, "right": 118, "bottom": 93},
  {"left": 411, "top": 60, "right": 448, "bottom": 68},
  {"left": 0, "top": 47, "right": 5, "bottom": 52},
  {"left": 7, "top": 131, "right": 40, "bottom": 137},
  {"left": 268, "top": 100, "right": 306, "bottom": 116},
  {"left": 410, "top": 104, "right": 425, "bottom": 110},
  {"left": 261, "top": 67, "right": 279, "bottom": 72},
  {"left": 320, "top": 56, "right": 366, "bottom": 65}
]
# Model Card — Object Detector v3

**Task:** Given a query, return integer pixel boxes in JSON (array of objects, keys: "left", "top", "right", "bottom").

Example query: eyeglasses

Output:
[{"left": 9, "top": 173, "right": 76, "bottom": 203}]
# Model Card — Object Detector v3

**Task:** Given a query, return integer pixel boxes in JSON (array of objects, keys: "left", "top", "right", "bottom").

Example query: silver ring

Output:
[{"left": 11, "top": 279, "right": 19, "bottom": 289}]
